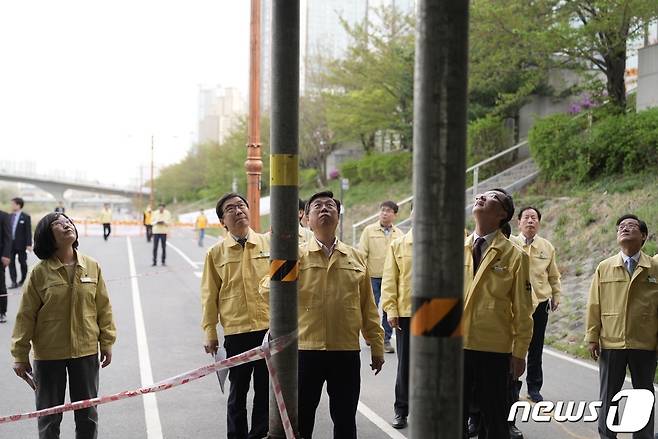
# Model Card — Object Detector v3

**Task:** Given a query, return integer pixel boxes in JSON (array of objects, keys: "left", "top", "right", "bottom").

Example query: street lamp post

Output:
[{"left": 246, "top": 0, "right": 263, "bottom": 231}]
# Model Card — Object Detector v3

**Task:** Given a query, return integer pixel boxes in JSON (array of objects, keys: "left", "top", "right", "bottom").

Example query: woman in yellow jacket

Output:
[{"left": 11, "top": 213, "right": 116, "bottom": 439}]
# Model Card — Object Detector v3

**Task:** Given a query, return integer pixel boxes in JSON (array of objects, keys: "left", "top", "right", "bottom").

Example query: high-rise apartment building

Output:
[
  {"left": 198, "top": 85, "right": 247, "bottom": 145},
  {"left": 259, "top": 0, "right": 413, "bottom": 109}
]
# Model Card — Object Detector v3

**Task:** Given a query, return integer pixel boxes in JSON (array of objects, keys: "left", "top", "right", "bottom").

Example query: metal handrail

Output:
[
  {"left": 351, "top": 138, "right": 530, "bottom": 245},
  {"left": 465, "top": 140, "right": 528, "bottom": 172}
]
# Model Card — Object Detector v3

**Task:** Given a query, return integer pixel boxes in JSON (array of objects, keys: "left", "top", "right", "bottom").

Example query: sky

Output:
[{"left": 0, "top": 1, "right": 250, "bottom": 187}]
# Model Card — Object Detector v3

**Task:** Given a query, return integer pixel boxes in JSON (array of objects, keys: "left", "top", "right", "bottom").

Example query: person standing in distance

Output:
[
  {"left": 11, "top": 213, "right": 116, "bottom": 439},
  {"left": 0, "top": 209, "right": 11, "bottom": 323},
  {"left": 143, "top": 205, "right": 153, "bottom": 242},
  {"left": 463, "top": 189, "right": 533, "bottom": 439},
  {"left": 100, "top": 203, "right": 112, "bottom": 241},
  {"left": 358, "top": 201, "right": 403, "bottom": 353},
  {"left": 8, "top": 197, "right": 32, "bottom": 289},
  {"left": 586, "top": 214, "right": 658, "bottom": 439},
  {"left": 195, "top": 209, "right": 208, "bottom": 247},
  {"left": 201, "top": 193, "right": 270, "bottom": 439},
  {"left": 151, "top": 203, "right": 171, "bottom": 266},
  {"left": 381, "top": 224, "right": 413, "bottom": 429}
]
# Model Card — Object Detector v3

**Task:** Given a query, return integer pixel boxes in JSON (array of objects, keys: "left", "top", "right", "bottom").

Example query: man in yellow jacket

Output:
[
  {"left": 100, "top": 203, "right": 112, "bottom": 241},
  {"left": 151, "top": 204, "right": 172, "bottom": 266},
  {"left": 195, "top": 209, "right": 208, "bottom": 247},
  {"left": 297, "top": 191, "right": 384, "bottom": 439},
  {"left": 511, "top": 206, "right": 561, "bottom": 404},
  {"left": 586, "top": 214, "right": 658, "bottom": 439},
  {"left": 463, "top": 188, "right": 533, "bottom": 439},
  {"left": 381, "top": 227, "right": 413, "bottom": 429},
  {"left": 298, "top": 198, "right": 313, "bottom": 245},
  {"left": 201, "top": 192, "right": 270, "bottom": 439},
  {"left": 358, "top": 200, "right": 403, "bottom": 353},
  {"left": 143, "top": 205, "right": 153, "bottom": 242}
]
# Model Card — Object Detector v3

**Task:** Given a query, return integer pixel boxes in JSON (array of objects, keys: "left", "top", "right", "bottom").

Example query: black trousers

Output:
[
  {"left": 224, "top": 330, "right": 269, "bottom": 439},
  {"left": 527, "top": 300, "right": 550, "bottom": 393},
  {"left": 145, "top": 225, "right": 153, "bottom": 242},
  {"left": 299, "top": 350, "right": 361, "bottom": 439},
  {"left": 34, "top": 354, "right": 99, "bottom": 439},
  {"left": 0, "top": 265, "right": 6, "bottom": 314},
  {"left": 152, "top": 234, "right": 167, "bottom": 264},
  {"left": 598, "top": 349, "right": 656, "bottom": 439},
  {"left": 9, "top": 248, "right": 28, "bottom": 284},
  {"left": 463, "top": 350, "right": 511, "bottom": 439},
  {"left": 394, "top": 317, "right": 410, "bottom": 417},
  {"left": 102, "top": 223, "right": 111, "bottom": 241}
]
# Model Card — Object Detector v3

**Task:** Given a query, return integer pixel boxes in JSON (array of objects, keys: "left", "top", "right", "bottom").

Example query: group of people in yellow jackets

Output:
[{"left": 199, "top": 188, "right": 658, "bottom": 439}]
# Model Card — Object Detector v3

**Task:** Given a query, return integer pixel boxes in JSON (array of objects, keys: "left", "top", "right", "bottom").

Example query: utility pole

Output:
[
  {"left": 150, "top": 135, "right": 155, "bottom": 208},
  {"left": 410, "top": 1, "right": 468, "bottom": 438},
  {"left": 246, "top": 0, "right": 263, "bottom": 231},
  {"left": 268, "top": 0, "right": 300, "bottom": 437}
]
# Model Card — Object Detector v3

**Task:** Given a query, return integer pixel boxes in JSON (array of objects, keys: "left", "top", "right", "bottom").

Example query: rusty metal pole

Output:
[
  {"left": 410, "top": 1, "right": 468, "bottom": 438},
  {"left": 246, "top": 0, "right": 263, "bottom": 231}
]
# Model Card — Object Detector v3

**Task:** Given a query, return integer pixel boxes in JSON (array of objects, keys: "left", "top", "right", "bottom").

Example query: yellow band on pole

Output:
[{"left": 270, "top": 154, "right": 299, "bottom": 186}]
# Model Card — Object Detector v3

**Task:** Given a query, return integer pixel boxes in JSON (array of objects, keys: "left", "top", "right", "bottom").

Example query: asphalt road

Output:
[{"left": 0, "top": 230, "right": 654, "bottom": 438}]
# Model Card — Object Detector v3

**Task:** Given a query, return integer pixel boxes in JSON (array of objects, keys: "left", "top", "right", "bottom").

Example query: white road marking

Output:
[
  {"left": 166, "top": 241, "right": 199, "bottom": 269},
  {"left": 127, "top": 237, "right": 164, "bottom": 439},
  {"left": 358, "top": 402, "right": 407, "bottom": 439},
  {"left": 544, "top": 347, "right": 658, "bottom": 391}
]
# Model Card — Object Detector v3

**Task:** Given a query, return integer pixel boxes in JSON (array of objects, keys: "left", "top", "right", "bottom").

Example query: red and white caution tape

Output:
[{"left": 0, "top": 331, "right": 297, "bottom": 436}]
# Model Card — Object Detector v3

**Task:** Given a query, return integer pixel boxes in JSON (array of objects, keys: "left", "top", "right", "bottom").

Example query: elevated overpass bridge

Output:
[{"left": 0, "top": 170, "right": 149, "bottom": 202}]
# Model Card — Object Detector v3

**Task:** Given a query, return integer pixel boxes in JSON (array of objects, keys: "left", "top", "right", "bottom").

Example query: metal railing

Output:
[{"left": 350, "top": 138, "right": 530, "bottom": 245}]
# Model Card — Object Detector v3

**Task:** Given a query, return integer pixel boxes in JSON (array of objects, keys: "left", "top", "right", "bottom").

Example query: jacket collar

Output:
[
  {"left": 46, "top": 250, "right": 87, "bottom": 270},
  {"left": 225, "top": 228, "right": 257, "bottom": 248},
  {"left": 307, "top": 236, "right": 349, "bottom": 256}
]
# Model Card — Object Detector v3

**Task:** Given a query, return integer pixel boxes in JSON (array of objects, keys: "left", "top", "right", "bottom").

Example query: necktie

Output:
[
  {"left": 236, "top": 237, "right": 247, "bottom": 248},
  {"left": 625, "top": 258, "right": 637, "bottom": 275},
  {"left": 472, "top": 237, "right": 486, "bottom": 275},
  {"left": 11, "top": 213, "right": 19, "bottom": 239}
]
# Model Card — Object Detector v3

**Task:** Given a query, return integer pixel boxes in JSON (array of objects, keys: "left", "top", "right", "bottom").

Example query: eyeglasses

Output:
[
  {"left": 617, "top": 222, "right": 640, "bottom": 232},
  {"left": 51, "top": 219, "right": 73, "bottom": 229},
  {"left": 223, "top": 202, "right": 248, "bottom": 215},
  {"left": 474, "top": 192, "right": 503, "bottom": 204},
  {"left": 310, "top": 200, "right": 337, "bottom": 211}
]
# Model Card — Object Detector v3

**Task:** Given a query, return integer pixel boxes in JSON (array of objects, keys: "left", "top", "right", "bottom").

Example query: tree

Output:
[
  {"left": 321, "top": 6, "right": 415, "bottom": 151},
  {"left": 299, "top": 94, "right": 337, "bottom": 187},
  {"left": 552, "top": 0, "right": 657, "bottom": 111},
  {"left": 469, "top": 0, "right": 557, "bottom": 121}
]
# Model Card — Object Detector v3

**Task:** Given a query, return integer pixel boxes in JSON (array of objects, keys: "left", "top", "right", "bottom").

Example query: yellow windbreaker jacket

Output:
[
  {"left": 585, "top": 252, "right": 658, "bottom": 350},
  {"left": 381, "top": 229, "right": 413, "bottom": 319},
  {"left": 510, "top": 234, "right": 562, "bottom": 306},
  {"left": 151, "top": 209, "right": 172, "bottom": 235},
  {"left": 358, "top": 222, "right": 403, "bottom": 278},
  {"left": 283, "top": 238, "right": 384, "bottom": 357},
  {"left": 11, "top": 253, "right": 116, "bottom": 363},
  {"left": 201, "top": 230, "right": 270, "bottom": 339},
  {"left": 463, "top": 231, "right": 534, "bottom": 359}
]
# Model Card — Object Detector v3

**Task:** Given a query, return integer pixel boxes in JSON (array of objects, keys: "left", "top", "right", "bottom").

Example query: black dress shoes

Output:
[
  {"left": 509, "top": 423, "right": 524, "bottom": 439},
  {"left": 392, "top": 414, "right": 407, "bottom": 429}
]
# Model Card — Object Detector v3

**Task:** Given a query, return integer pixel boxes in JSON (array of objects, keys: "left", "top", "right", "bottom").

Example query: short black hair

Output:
[
  {"left": 490, "top": 188, "right": 515, "bottom": 227},
  {"left": 299, "top": 199, "right": 306, "bottom": 212},
  {"left": 616, "top": 214, "right": 648, "bottom": 245},
  {"left": 517, "top": 206, "right": 542, "bottom": 222},
  {"left": 216, "top": 192, "right": 249, "bottom": 220},
  {"left": 11, "top": 197, "right": 24, "bottom": 209},
  {"left": 33, "top": 213, "right": 79, "bottom": 260},
  {"left": 380, "top": 200, "right": 399, "bottom": 214},
  {"left": 305, "top": 191, "right": 341, "bottom": 215}
]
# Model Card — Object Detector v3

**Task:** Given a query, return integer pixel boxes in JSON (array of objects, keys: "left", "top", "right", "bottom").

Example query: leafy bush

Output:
[
  {"left": 340, "top": 151, "right": 412, "bottom": 185},
  {"left": 467, "top": 115, "right": 515, "bottom": 182},
  {"left": 529, "top": 107, "right": 658, "bottom": 182}
]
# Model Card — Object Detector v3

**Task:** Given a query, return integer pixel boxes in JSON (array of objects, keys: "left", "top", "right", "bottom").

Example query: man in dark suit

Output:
[
  {"left": 0, "top": 209, "right": 11, "bottom": 323},
  {"left": 8, "top": 197, "right": 32, "bottom": 289}
]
